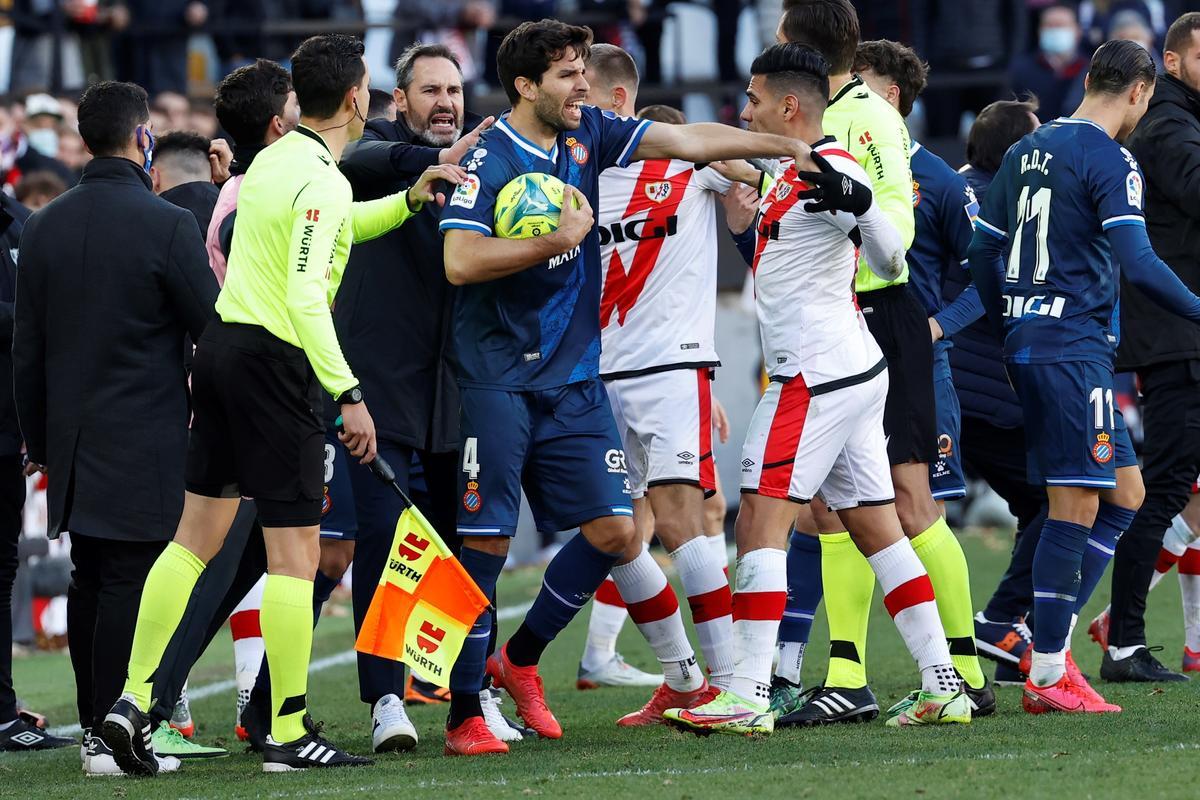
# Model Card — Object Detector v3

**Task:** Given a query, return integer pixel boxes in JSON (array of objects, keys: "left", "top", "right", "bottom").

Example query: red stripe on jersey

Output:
[
  {"left": 758, "top": 377, "right": 812, "bottom": 497},
  {"left": 883, "top": 576, "right": 936, "bottom": 617},
  {"left": 1181, "top": 547, "right": 1200, "bottom": 575},
  {"left": 595, "top": 577, "right": 627, "bottom": 607},
  {"left": 230, "top": 610, "right": 262, "bottom": 640},
  {"left": 751, "top": 168, "right": 806, "bottom": 275},
  {"left": 688, "top": 584, "right": 733, "bottom": 623},
  {"left": 600, "top": 159, "right": 694, "bottom": 327},
  {"left": 732, "top": 590, "right": 786, "bottom": 621},
  {"left": 697, "top": 369, "right": 715, "bottom": 491},
  {"left": 626, "top": 583, "right": 680, "bottom": 623}
]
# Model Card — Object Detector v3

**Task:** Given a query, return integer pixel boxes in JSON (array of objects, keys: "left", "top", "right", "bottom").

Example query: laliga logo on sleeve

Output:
[
  {"left": 1092, "top": 432, "right": 1114, "bottom": 464},
  {"left": 1126, "top": 171, "right": 1143, "bottom": 210},
  {"left": 450, "top": 174, "right": 481, "bottom": 209}
]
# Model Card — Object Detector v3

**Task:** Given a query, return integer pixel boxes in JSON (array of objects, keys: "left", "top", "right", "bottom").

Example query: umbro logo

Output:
[
  {"left": 10, "top": 730, "right": 45, "bottom": 747},
  {"left": 677, "top": 451, "right": 695, "bottom": 462},
  {"left": 741, "top": 458, "right": 755, "bottom": 468}
]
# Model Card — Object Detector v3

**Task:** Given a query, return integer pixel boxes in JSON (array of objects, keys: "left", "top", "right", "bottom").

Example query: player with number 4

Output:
[{"left": 969, "top": 40, "right": 1200, "bottom": 715}]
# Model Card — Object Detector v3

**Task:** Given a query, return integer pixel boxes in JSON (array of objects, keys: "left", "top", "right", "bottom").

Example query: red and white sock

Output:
[
  {"left": 671, "top": 536, "right": 734, "bottom": 689},
  {"left": 728, "top": 548, "right": 787, "bottom": 705},
  {"left": 867, "top": 538, "right": 958, "bottom": 695},
  {"left": 230, "top": 575, "right": 266, "bottom": 714},
  {"left": 1181, "top": 544, "right": 1200, "bottom": 652},
  {"left": 706, "top": 533, "right": 730, "bottom": 573},
  {"left": 611, "top": 548, "right": 702, "bottom": 692},
  {"left": 582, "top": 578, "right": 628, "bottom": 671}
]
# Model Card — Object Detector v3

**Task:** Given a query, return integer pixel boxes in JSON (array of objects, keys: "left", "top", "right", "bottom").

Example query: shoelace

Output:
[{"left": 1014, "top": 619, "right": 1033, "bottom": 643}]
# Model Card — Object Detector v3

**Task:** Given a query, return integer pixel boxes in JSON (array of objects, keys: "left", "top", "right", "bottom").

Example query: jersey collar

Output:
[
  {"left": 496, "top": 114, "right": 559, "bottom": 163},
  {"left": 296, "top": 124, "right": 334, "bottom": 156},
  {"left": 1053, "top": 117, "right": 1106, "bottom": 134},
  {"left": 828, "top": 75, "right": 863, "bottom": 108}
]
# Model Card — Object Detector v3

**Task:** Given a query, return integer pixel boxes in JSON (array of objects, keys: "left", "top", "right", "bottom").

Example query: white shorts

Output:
[
  {"left": 604, "top": 368, "right": 716, "bottom": 499},
  {"left": 740, "top": 365, "right": 894, "bottom": 511}
]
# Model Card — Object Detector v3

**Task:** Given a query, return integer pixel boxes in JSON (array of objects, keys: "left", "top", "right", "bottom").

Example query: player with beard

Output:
[{"left": 437, "top": 19, "right": 841, "bottom": 755}]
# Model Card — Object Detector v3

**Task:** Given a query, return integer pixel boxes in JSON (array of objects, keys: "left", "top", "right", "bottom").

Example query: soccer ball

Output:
[{"left": 494, "top": 172, "right": 570, "bottom": 239}]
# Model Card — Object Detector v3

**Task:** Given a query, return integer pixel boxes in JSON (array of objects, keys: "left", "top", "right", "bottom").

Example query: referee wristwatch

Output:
[{"left": 335, "top": 386, "right": 364, "bottom": 405}]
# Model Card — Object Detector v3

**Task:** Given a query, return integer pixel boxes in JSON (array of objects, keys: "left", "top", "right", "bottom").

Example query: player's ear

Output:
[
  {"left": 515, "top": 76, "right": 538, "bottom": 104},
  {"left": 613, "top": 85, "right": 627, "bottom": 112}
]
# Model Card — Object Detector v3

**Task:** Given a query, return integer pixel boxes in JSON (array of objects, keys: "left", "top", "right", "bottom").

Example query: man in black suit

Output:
[{"left": 12, "top": 81, "right": 218, "bottom": 774}]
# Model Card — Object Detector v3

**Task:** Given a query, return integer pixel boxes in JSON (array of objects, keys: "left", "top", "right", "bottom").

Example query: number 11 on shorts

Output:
[{"left": 1089, "top": 386, "right": 1114, "bottom": 430}]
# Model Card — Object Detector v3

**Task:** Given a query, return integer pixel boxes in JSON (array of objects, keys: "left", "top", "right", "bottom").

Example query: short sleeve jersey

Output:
[
  {"left": 439, "top": 106, "right": 652, "bottom": 390},
  {"left": 750, "top": 139, "right": 884, "bottom": 386},
  {"left": 907, "top": 142, "right": 978, "bottom": 317},
  {"left": 975, "top": 117, "right": 1145, "bottom": 365},
  {"left": 597, "top": 159, "right": 730, "bottom": 378}
]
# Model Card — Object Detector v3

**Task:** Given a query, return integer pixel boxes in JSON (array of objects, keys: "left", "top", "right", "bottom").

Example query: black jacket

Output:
[
  {"left": 0, "top": 194, "right": 31, "bottom": 456},
  {"left": 335, "top": 116, "right": 472, "bottom": 453},
  {"left": 161, "top": 180, "right": 221, "bottom": 236},
  {"left": 1118, "top": 73, "right": 1200, "bottom": 371},
  {"left": 13, "top": 158, "right": 218, "bottom": 540}
]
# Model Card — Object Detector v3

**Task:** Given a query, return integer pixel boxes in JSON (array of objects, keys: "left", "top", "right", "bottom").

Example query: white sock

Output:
[
  {"left": 671, "top": 536, "right": 734, "bottom": 689},
  {"left": 1068, "top": 613, "right": 1079, "bottom": 645},
  {"left": 231, "top": 576, "right": 265, "bottom": 680},
  {"left": 706, "top": 533, "right": 730, "bottom": 571},
  {"left": 1108, "top": 644, "right": 1144, "bottom": 660},
  {"left": 1030, "top": 649, "right": 1066, "bottom": 687},
  {"left": 867, "top": 539, "right": 956, "bottom": 692},
  {"left": 1181, "top": 554, "right": 1200, "bottom": 652},
  {"left": 775, "top": 641, "right": 805, "bottom": 685},
  {"left": 582, "top": 581, "right": 627, "bottom": 672},
  {"left": 610, "top": 548, "right": 702, "bottom": 692},
  {"left": 728, "top": 548, "right": 787, "bottom": 706}
]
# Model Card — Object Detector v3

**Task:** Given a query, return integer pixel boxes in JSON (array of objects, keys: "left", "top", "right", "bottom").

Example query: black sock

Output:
[
  {"left": 447, "top": 692, "right": 483, "bottom": 729},
  {"left": 505, "top": 622, "right": 550, "bottom": 667}
]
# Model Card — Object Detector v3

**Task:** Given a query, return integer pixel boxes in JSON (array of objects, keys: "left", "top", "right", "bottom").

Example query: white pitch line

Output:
[{"left": 46, "top": 601, "right": 534, "bottom": 738}]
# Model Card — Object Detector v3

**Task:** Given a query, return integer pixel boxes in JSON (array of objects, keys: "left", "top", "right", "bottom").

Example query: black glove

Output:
[{"left": 795, "top": 150, "right": 873, "bottom": 216}]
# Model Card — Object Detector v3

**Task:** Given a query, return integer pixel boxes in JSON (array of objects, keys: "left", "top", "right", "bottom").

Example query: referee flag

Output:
[{"left": 354, "top": 505, "right": 489, "bottom": 684}]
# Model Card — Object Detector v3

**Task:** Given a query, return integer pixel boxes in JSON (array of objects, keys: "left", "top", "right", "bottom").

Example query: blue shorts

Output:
[
  {"left": 457, "top": 379, "right": 633, "bottom": 536},
  {"left": 1008, "top": 360, "right": 1137, "bottom": 489},
  {"left": 929, "top": 345, "right": 966, "bottom": 500},
  {"left": 319, "top": 428, "right": 358, "bottom": 540}
]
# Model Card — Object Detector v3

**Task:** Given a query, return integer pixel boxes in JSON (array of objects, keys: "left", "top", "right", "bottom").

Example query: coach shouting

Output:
[
  {"left": 12, "top": 81, "right": 218, "bottom": 768},
  {"left": 1105, "top": 12, "right": 1200, "bottom": 683}
]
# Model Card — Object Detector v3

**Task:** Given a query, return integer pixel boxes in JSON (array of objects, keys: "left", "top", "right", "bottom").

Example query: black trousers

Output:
[
  {"left": 959, "top": 414, "right": 1049, "bottom": 620},
  {"left": 1110, "top": 360, "right": 1200, "bottom": 647},
  {"left": 67, "top": 533, "right": 167, "bottom": 731},
  {"left": 0, "top": 454, "right": 24, "bottom": 722}
]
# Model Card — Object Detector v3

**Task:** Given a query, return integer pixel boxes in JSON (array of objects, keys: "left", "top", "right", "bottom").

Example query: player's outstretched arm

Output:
[
  {"left": 351, "top": 164, "right": 468, "bottom": 243},
  {"left": 633, "top": 122, "right": 814, "bottom": 172},
  {"left": 966, "top": 227, "right": 1008, "bottom": 335},
  {"left": 1108, "top": 223, "right": 1200, "bottom": 321},
  {"left": 444, "top": 185, "right": 594, "bottom": 285}
]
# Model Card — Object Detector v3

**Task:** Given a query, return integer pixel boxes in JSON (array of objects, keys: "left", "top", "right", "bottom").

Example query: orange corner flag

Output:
[{"left": 354, "top": 505, "right": 488, "bottom": 685}]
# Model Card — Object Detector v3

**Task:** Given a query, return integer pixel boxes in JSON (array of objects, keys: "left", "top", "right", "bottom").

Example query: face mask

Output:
[
  {"left": 137, "top": 125, "right": 155, "bottom": 174},
  {"left": 27, "top": 128, "right": 58, "bottom": 158},
  {"left": 1040, "top": 27, "right": 1076, "bottom": 56}
]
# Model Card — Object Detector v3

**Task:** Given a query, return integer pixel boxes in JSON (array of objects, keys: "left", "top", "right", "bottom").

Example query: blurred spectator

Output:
[
  {"left": 65, "top": 0, "right": 131, "bottom": 84},
  {"left": 10, "top": 0, "right": 86, "bottom": 94},
  {"left": 1009, "top": 3, "right": 1089, "bottom": 121},
  {"left": 56, "top": 129, "right": 90, "bottom": 176},
  {"left": 367, "top": 87, "right": 397, "bottom": 121},
  {"left": 188, "top": 100, "right": 218, "bottom": 138},
  {"left": 53, "top": 95, "right": 78, "bottom": 131},
  {"left": 0, "top": 95, "right": 77, "bottom": 190},
  {"left": 1079, "top": 0, "right": 1166, "bottom": 52},
  {"left": 14, "top": 170, "right": 67, "bottom": 210},
  {"left": 123, "top": 1, "right": 210, "bottom": 95},
  {"left": 150, "top": 130, "right": 219, "bottom": 233},
  {"left": 153, "top": 90, "right": 190, "bottom": 132},
  {"left": 1109, "top": 8, "right": 1164, "bottom": 69},
  {"left": 390, "top": 0, "right": 496, "bottom": 83},
  {"left": 23, "top": 94, "right": 63, "bottom": 160}
]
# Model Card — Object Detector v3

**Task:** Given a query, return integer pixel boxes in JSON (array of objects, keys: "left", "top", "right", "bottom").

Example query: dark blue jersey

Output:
[
  {"left": 906, "top": 142, "right": 982, "bottom": 339},
  {"left": 974, "top": 117, "right": 1145, "bottom": 365},
  {"left": 438, "top": 106, "right": 651, "bottom": 390}
]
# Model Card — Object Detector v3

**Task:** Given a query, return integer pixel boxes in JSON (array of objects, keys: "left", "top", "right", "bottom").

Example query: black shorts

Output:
[
  {"left": 858, "top": 284, "right": 938, "bottom": 465},
  {"left": 186, "top": 321, "right": 325, "bottom": 527}
]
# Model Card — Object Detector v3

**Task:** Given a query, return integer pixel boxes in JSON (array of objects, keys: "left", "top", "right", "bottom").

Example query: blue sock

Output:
[
  {"left": 449, "top": 549, "right": 505, "bottom": 695},
  {"left": 779, "top": 530, "right": 822, "bottom": 646},
  {"left": 312, "top": 569, "right": 340, "bottom": 624},
  {"left": 1075, "top": 502, "right": 1137, "bottom": 614},
  {"left": 1031, "top": 519, "right": 1090, "bottom": 653},
  {"left": 507, "top": 533, "right": 621, "bottom": 666}
]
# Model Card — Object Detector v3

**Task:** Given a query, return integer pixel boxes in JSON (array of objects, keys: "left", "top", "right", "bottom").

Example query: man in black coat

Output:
[
  {"left": 12, "top": 81, "right": 218, "bottom": 767},
  {"left": 1101, "top": 12, "right": 1200, "bottom": 683},
  {"left": 335, "top": 42, "right": 491, "bottom": 732}
]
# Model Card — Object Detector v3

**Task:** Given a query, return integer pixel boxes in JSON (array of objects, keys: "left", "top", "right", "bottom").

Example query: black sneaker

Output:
[
  {"left": 963, "top": 677, "right": 997, "bottom": 717},
  {"left": 993, "top": 662, "right": 1026, "bottom": 686},
  {"left": 240, "top": 689, "right": 270, "bottom": 753},
  {"left": 262, "top": 715, "right": 373, "bottom": 772},
  {"left": 776, "top": 685, "right": 879, "bottom": 727},
  {"left": 101, "top": 695, "right": 158, "bottom": 777},
  {"left": 0, "top": 717, "right": 75, "bottom": 751},
  {"left": 1100, "top": 646, "right": 1190, "bottom": 683}
]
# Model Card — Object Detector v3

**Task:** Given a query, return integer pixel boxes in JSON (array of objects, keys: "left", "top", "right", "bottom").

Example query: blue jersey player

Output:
[
  {"left": 438, "top": 21, "right": 824, "bottom": 755},
  {"left": 970, "top": 41, "right": 1200, "bottom": 715}
]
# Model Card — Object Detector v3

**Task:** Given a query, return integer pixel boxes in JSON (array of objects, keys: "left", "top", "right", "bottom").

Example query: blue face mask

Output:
[
  {"left": 137, "top": 125, "right": 155, "bottom": 173},
  {"left": 1040, "top": 27, "right": 1077, "bottom": 56}
]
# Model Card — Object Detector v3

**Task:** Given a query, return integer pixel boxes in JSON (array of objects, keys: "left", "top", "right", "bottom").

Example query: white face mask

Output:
[
  {"left": 27, "top": 128, "right": 59, "bottom": 158},
  {"left": 1040, "top": 27, "right": 1077, "bottom": 57}
]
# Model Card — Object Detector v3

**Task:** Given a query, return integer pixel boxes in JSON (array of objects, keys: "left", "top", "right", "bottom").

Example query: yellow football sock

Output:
[
  {"left": 261, "top": 574, "right": 315, "bottom": 743},
  {"left": 911, "top": 517, "right": 987, "bottom": 689},
  {"left": 122, "top": 541, "right": 206, "bottom": 711},
  {"left": 820, "top": 531, "right": 875, "bottom": 689}
]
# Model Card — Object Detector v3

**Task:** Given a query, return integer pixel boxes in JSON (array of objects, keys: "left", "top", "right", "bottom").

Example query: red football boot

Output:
[
  {"left": 487, "top": 644, "right": 562, "bottom": 739},
  {"left": 616, "top": 681, "right": 713, "bottom": 727},
  {"left": 444, "top": 717, "right": 509, "bottom": 756}
]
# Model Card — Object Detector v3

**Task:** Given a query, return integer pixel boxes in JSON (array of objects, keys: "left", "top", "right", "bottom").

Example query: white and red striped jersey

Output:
[
  {"left": 752, "top": 139, "right": 901, "bottom": 387},
  {"left": 598, "top": 158, "right": 730, "bottom": 378}
]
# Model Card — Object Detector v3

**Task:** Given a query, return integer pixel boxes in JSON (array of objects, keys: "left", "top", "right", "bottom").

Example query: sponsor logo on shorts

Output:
[
  {"left": 741, "top": 457, "right": 755, "bottom": 470},
  {"left": 680, "top": 342, "right": 699, "bottom": 350},
  {"left": 605, "top": 449, "right": 628, "bottom": 474},
  {"left": 938, "top": 434, "right": 954, "bottom": 458},
  {"left": 523, "top": 351, "right": 542, "bottom": 362},
  {"left": 462, "top": 480, "right": 483, "bottom": 513},
  {"left": 1092, "top": 432, "right": 1113, "bottom": 464},
  {"left": 677, "top": 450, "right": 695, "bottom": 465}
]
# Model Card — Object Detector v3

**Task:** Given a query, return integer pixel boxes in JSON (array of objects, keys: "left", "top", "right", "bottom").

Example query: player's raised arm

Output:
[{"left": 632, "top": 120, "right": 815, "bottom": 172}]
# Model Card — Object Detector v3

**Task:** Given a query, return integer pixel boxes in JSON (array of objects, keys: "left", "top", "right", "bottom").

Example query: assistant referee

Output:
[{"left": 100, "top": 34, "right": 463, "bottom": 777}]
